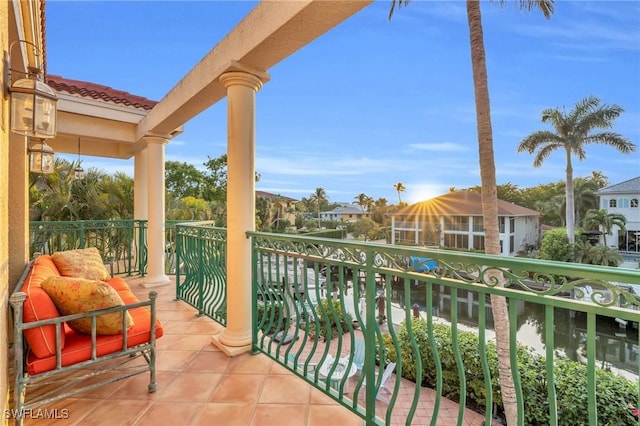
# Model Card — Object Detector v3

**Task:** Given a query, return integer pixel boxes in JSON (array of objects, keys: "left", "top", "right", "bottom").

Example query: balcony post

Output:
[
  {"left": 141, "top": 135, "right": 170, "bottom": 287},
  {"left": 213, "top": 70, "right": 267, "bottom": 356},
  {"left": 134, "top": 148, "right": 149, "bottom": 222}
]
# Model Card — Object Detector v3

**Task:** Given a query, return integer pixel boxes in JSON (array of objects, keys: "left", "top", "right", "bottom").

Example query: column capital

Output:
[
  {"left": 219, "top": 71, "right": 264, "bottom": 92},
  {"left": 142, "top": 134, "right": 170, "bottom": 145}
]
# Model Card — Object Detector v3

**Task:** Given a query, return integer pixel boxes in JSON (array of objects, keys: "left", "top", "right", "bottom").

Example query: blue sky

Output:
[{"left": 46, "top": 0, "right": 640, "bottom": 205}]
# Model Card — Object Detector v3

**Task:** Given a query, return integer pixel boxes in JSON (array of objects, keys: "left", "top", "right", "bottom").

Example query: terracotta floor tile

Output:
[
  {"left": 259, "top": 375, "right": 310, "bottom": 404},
  {"left": 308, "top": 405, "right": 363, "bottom": 426},
  {"left": 185, "top": 320, "right": 223, "bottom": 335},
  {"left": 155, "top": 349, "right": 198, "bottom": 372},
  {"left": 185, "top": 350, "right": 232, "bottom": 373},
  {"left": 167, "top": 333, "right": 215, "bottom": 351},
  {"left": 135, "top": 400, "right": 203, "bottom": 426},
  {"left": 250, "top": 404, "right": 308, "bottom": 426},
  {"left": 20, "top": 398, "right": 102, "bottom": 426},
  {"left": 110, "top": 371, "right": 177, "bottom": 400},
  {"left": 74, "top": 399, "right": 151, "bottom": 426},
  {"left": 209, "top": 374, "right": 266, "bottom": 403},
  {"left": 193, "top": 402, "right": 255, "bottom": 426},
  {"left": 161, "top": 320, "right": 197, "bottom": 335},
  {"left": 228, "top": 353, "right": 273, "bottom": 374},
  {"left": 160, "top": 372, "right": 222, "bottom": 401},
  {"left": 309, "top": 388, "right": 337, "bottom": 405}
]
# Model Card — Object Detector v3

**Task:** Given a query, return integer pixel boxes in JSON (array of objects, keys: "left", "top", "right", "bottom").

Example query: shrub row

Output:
[{"left": 382, "top": 319, "right": 638, "bottom": 425}]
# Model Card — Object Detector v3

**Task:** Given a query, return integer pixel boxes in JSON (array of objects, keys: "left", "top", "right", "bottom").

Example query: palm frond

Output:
[
  {"left": 583, "top": 132, "right": 636, "bottom": 153},
  {"left": 388, "top": 0, "right": 410, "bottom": 20}
]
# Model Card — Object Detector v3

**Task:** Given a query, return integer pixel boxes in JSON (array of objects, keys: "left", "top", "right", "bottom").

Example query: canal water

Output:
[{"left": 386, "top": 282, "right": 639, "bottom": 381}]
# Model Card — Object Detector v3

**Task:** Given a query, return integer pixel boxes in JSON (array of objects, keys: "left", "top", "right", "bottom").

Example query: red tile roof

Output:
[
  {"left": 256, "top": 191, "right": 297, "bottom": 203},
  {"left": 392, "top": 190, "right": 540, "bottom": 217},
  {"left": 46, "top": 75, "right": 157, "bottom": 110}
]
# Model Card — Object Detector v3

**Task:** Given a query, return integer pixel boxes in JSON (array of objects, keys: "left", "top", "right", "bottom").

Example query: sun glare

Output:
[{"left": 404, "top": 184, "right": 443, "bottom": 204}]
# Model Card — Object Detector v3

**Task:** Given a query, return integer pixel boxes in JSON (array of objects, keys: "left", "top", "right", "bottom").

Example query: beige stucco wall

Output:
[{"left": 1, "top": 0, "right": 11, "bottom": 421}]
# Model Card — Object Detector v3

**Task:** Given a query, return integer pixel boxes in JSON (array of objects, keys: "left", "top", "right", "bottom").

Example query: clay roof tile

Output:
[{"left": 45, "top": 74, "right": 157, "bottom": 110}]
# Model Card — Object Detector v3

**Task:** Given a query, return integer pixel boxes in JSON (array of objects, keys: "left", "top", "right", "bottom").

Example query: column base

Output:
[
  {"left": 140, "top": 274, "right": 171, "bottom": 288},
  {"left": 211, "top": 333, "right": 252, "bottom": 357}
]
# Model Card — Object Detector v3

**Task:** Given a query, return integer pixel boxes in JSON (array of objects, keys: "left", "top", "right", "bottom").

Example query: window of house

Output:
[
  {"left": 632, "top": 199, "right": 639, "bottom": 208},
  {"left": 499, "top": 217, "right": 505, "bottom": 233},
  {"left": 473, "top": 235, "right": 485, "bottom": 251},
  {"left": 444, "top": 217, "right": 468, "bottom": 231},
  {"left": 444, "top": 233, "right": 468, "bottom": 249},
  {"left": 473, "top": 216, "right": 483, "bottom": 232},
  {"left": 609, "top": 199, "right": 617, "bottom": 208},
  {"left": 509, "top": 217, "right": 515, "bottom": 234}
]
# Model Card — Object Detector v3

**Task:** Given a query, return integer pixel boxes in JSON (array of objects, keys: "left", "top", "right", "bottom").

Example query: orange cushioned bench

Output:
[{"left": 10, "top": 250, "right": 163, "bottom": 425}]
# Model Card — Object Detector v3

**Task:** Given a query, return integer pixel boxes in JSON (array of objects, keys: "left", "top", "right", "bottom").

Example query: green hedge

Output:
[
  {"left": 307, "top": 299, "right": 353, "bottom": 340},
  {"left": 256, "top": 302, "right": 288, "bottom": 335},
  {"left": 383, "top": 319, "right": 639, "bottom": 425}
]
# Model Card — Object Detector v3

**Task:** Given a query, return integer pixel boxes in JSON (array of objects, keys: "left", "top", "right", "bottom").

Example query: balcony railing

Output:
[
  {"left": 175, "top": 222, "right": 227, "bottom": 324},
  {"left": 30, "top": 220, "right": 146, "bottom": 275},
  {"left": 30, "top": 220, "right": 200, "bottom": 276},
  {"left": 29, "top": 221, "right": 640, "bottom": 425},
  {"left": 247, "top": 232, "right": 640, "bottom": 425}
]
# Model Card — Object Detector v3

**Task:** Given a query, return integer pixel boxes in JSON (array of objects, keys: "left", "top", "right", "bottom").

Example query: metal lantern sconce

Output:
[
  {"left": 74, "top": 138, "right": 85, "bottom": 180},
  {"left": 5, "top": 40, "right": 58, "bottom": 173},
  {"left": 28, "top": 139, "right": 55, "bottom": 174}
]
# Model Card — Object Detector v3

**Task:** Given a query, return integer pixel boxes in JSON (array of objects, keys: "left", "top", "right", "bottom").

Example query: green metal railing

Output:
[
  {"left": 248, "top": 232, "right": 640, "bottom": 426},
  {"left": 30, "top": 220, "right": 640, "bottom": 424},
  {"left": 29, "top": 220, "right": 201, "bottom": 276},
  {"left": 30, "top": 220, "right": 146, "bottom": 275},
  {"left": 175, "top": 222, "right": 227, "bottom": 324}
]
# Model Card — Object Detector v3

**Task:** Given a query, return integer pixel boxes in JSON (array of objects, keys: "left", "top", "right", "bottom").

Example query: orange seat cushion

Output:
[
  {"left": 26, "top": 280, "right": 164, "bottom": 375},
  {"left": 20, "top": 256, "right": 65, "bottom": 359},
  {"left": 51, "top": 247, "right": 110, "bottom": 281},
  {"left": 41, "top": 276, "right": 135, "bottom": 335}
]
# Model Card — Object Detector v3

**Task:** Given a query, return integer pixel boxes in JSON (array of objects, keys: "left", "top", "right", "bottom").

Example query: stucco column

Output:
[
  {"left": 141, "top": 136, "right": 170, "bottom": 287},
  {"left": 134, "top": 148, "right": 149, "bottom": 221},
  {"left": 213, "top": 71, "right": 263, "bottom": 356}
]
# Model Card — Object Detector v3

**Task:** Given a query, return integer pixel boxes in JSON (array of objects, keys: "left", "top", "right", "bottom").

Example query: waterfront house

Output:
[
  {"left": 596, "top": 176, "right": 640, "bottom": 253},
  {"left": 389, "top": 191, "right": 541, "bottom": 256}
]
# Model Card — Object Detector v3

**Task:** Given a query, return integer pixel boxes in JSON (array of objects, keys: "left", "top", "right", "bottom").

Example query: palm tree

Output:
[
  {"left": 389, "top": 1, "right": 554, "bottom": 424},
  {"left": 582, "top": 208, "right": 626, "bottom": 247},
  {"left": 353, "top": 193, "right": 373, "bottom": 214},
  {"left": 584, "top": 244, "right": 622, "bottom": 267},
  {"left": 309, "top": 187, "right": 327, "bottom": 229},
  {"left": 518, "top": 96, "right": 636, "bottom": 245},
  {"left": 393, "top": 182, "right": 406, "bottom": 204}
]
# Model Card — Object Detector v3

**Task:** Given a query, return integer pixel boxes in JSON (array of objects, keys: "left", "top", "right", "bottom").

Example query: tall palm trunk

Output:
[
  {"left": 466, "top": 1, "right": 517, "bottom": 423},
  {"left": 565, "top": 148, "right": 575, "bottom": 244}
]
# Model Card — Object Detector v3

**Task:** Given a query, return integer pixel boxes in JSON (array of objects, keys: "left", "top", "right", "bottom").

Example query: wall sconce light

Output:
[
  {"left": 74, "top": 138, "right": 85, "bottom": 180},
  {"left": 5, "top": 40, "right": 58, "bottom": 173},
  {"left": 28, "top": 138, "right": 55, "bottom": 174}
]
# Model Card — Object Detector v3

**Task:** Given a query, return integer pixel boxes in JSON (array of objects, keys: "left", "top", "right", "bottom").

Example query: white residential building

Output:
[
  {"left": 320, "top": 204, "right": 369, "bottom": 222},
  {"left": 389, "top": 191, "right": 541, "bottom": 257},
  {"left": 596, "top": 176, "right": 640, "bottom": 253}
]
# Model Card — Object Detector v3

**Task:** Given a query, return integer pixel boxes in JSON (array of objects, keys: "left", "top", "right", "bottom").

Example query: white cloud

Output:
[{"left": 408, "top": 142, "right": 468, "bottom": 152}]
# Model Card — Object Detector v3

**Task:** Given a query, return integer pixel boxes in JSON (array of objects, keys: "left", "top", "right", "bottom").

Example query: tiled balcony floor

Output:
[{"left": 15, "top": 276, "right": 489, "bottom": 426}]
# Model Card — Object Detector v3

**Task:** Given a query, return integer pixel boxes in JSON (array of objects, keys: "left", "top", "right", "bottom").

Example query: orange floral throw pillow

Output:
[
  {"left": 41, "top": 276, "right": 134, "bottom": 335},
  {"left": 51, "top": 247, "right": 110, "bottom": 281}
]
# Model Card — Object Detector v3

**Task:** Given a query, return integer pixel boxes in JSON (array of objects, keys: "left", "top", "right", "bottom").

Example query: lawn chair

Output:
[
  {"left": 363, "top": 362, "right": 396, "bottom": 404},
  {"left": 353, "top": 338, "right": 365, "bottom": 373},
  {"left": 287, "top": 353, "right": 318, "bottom": 375}
]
